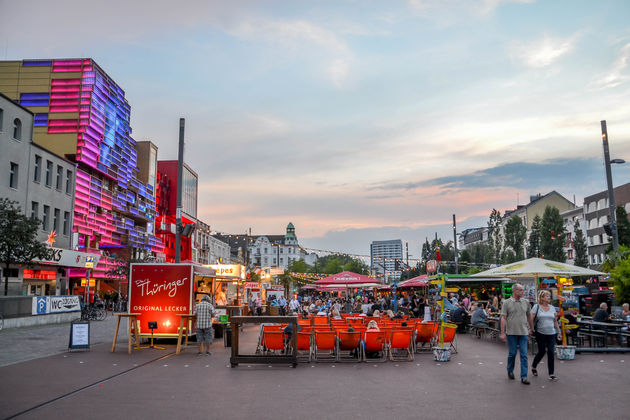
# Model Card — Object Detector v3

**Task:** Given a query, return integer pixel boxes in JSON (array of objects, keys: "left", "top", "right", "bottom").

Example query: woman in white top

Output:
[{"left": 531, "top": 290, "right": 562, "bottom": 381}]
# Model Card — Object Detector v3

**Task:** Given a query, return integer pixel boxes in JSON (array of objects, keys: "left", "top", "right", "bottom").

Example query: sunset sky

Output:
[{"left": 2, "top": 0, "right": 630, "bottom": 259}]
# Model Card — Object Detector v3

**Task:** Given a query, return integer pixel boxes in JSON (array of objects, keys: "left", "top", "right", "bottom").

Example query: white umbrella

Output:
[{"left": 470, "top": 257, "right": 606, "bottom": 278}]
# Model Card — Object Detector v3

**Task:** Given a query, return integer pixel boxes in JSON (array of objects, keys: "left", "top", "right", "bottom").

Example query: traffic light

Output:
[{"left": 603, "top": 222, "right": 614, "bottom": 237}]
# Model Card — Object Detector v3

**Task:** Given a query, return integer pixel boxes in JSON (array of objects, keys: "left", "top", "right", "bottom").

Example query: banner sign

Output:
[
  {"left": 243, "top": 282, "right": 260, "bottom": 289},
  {"left": 208, "top": 264, "right": 244, "bottom": 279},
  {"left": 129, "top": 264, "right": 193, "bottom": 336},
  {"left": 32, "top": 295, "right": 81, "bottom": 315},
  {"left": 31, "top": 248, "right": 101, "bottom": 268}
]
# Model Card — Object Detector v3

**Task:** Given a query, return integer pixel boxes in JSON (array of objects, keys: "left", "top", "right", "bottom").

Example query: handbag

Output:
[{"left": 533, "top": 304, "right": 540, "bottom": 333}]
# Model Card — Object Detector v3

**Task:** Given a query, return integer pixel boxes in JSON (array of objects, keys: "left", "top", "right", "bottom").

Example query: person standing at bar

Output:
[
  {"left": 500, "top": 283, "right": 534, "bottom": 385},
  {"left": 194, "top": 295, "right": 215, "bottom": 355}
]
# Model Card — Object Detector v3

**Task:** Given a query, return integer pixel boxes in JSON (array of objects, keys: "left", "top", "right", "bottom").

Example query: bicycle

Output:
[{"left": 81, "top": 304, "right": 106, "bottom": 321}]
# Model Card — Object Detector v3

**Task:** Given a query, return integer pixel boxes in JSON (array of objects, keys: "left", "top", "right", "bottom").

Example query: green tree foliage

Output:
[
  {"left": 616, "top": 206, "right": 630, "bottom": 247},
  {"left": 504, "top": 215, "right": 527, "bottom": 261},
  {"left": 467, "top": 242, "right": 491, "bottom": 265},
  {"left": 487, "top": 209, "right": 503, "bottom": 264},
  {"left": 573, "top": 220, "right": 588, "bottom": 268},
  {"left": 460, "top": 249, "right": 472, "bottom": 263},
  {"left": 527, "top": 215, "right": 542, "bottom": 258},
  {"left": 313, "top": 254, "right": 368, "bottom": 274},
  {"left": 288, "top": 258, "right": 310, "bottom": 273},
  {"left": 602, "top": 246, "right": 630, "bottom": 303},
  {"left": 342, "top": 258, "right": 370, "bottom": 274},
  {"left": 540, "top": 206, "right": 566, "bottom": 262},
  {"left": 0, "top": 198, "right": 53, "bottom": 295}
]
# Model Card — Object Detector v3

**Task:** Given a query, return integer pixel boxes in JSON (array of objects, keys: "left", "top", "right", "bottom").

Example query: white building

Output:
[
  {"left": 193, "top": 220, "right": 230, "bottom": 265},
  {"left": 561, "top": 207, "right": 587, "bottom": 265},
  {"left": 370, "top": 239, "right": 403, "bottom": 283},
  {"left": 247, "top": 223, "right": 316, "bottom": 270}
]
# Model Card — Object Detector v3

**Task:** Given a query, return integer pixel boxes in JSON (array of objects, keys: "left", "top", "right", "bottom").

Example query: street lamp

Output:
[{"left": 601, "top": 120, "right": 625, "bottom": 251}]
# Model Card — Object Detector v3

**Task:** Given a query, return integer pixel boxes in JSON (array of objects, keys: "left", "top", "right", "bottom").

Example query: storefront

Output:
[{"left": 204, "top": 264, "right": 248, "bottom": 306}]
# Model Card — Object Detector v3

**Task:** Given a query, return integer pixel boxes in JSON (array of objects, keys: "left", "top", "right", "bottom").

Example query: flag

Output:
[{"left": 436, "top": 245, "right": 441, "bottom": 262}]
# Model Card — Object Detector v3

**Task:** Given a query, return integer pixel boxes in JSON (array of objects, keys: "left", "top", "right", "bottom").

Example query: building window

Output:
[
  {"left": 45, "top": 160, "right": 52, "bottom": 187},
  {"left": 55, "top": 165, "right": 62, "bottom": 190},
  {"left": 53, "top": 208, "right": 60, "bottom": 232},
  {"left": 9, "top": 162, "right": 18, "bottom": 188},
  {"left": 34, "top": 155, "right": 42, "bottom": 182},
  {"left": 568, "top": 249, "right": 573, "bottom": 259},
  {"left": 13, "top": 118, "right": 22, "bottom": 140},
  {"left": 63, "top": 211, "right": 70, "bottom": 235},
  {"left": 42, "top": 205, "right": 50, "bottom": 230},
  {"left": 280, "top": 258, "right": 284, "bottom": 263},
  {"left": 65, "top": 170, "right": 72, "bottom": 194},
  {"left": 273, "top": 258, "right": 277, "bottom": 265},
  {"left": 31, "top": 201, "right": 38, "bottom": 219}
]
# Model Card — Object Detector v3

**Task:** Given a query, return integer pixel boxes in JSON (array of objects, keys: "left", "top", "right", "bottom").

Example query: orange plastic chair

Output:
[
  {"left": 389, "top": 328, "right": 415, "bottom": 361},
  {"left": 362, "top": 331, "right": 387, "bottom": 362},
  {"left": 294, "top": 331, "right": 312, "bottom": 362},
  {"left": 313, "top": 316, "right": 329, "bottom": 326},
  {"left": 415, "top": 321, "right": 438, "bottom": 352},
  {"left": 433, "top": 324, "right": 458, "bottom": 353},
  {"left": 262, "top": 331, "right": 285, "bottom": 354},
  {"left": 313, "top": 330, "right": 337, "bottom": 362},
  {"left": 298, "top": 319, "right": 312, "bottom": 327},
  {"left": 336, "top": 330, "right": 362, "bottom": 362}
]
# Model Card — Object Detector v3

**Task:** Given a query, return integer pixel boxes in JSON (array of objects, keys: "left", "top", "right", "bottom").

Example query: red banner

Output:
[{"left": 129, "top": 264, "right": 193, "bottom": 336}]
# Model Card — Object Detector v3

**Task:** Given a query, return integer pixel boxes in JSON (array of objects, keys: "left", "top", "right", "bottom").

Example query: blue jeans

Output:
[{"left": 507, "top": 335, "right": 529, "bottom": 379}]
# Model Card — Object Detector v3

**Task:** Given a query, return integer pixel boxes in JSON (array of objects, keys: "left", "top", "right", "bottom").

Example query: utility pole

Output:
[
  {"left": 601, "top": 120, "right": 619, "bottom": 251},
  {"left": 175, "top": 118, "right": 185, "bottom": 263},
  {"left": 453, "top": 214, "right": 458, "bottom": 274}
]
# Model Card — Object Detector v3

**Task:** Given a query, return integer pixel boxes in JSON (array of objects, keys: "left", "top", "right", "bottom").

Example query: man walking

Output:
[
  {"left": 194, "top": 295, "right": 215, "bottom": 355},
  {"left": 500, "top": 283, "right": 534, "bottom": 384}
]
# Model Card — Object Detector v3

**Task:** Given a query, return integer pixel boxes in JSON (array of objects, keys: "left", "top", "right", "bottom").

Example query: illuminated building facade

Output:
[
  {"left": 156, "top": 160, "right": 198, "bottom": 262},
  {"left": 0, "top": 59, "right": 163, "bottom": 294}
]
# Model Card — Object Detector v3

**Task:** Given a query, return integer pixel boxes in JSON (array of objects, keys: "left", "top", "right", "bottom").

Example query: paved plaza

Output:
[{"left": 1, "top": 318, "right": 629, "bottom": 420}]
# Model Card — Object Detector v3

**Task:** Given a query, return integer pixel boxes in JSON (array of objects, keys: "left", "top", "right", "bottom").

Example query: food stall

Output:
[{"left": 128, "top": 263, "right": 216, "bottom": 338}]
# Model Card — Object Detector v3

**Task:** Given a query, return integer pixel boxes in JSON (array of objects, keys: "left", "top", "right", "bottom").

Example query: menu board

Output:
[{"left": 69, "top": 321, "right": 90, "bottom": 350}]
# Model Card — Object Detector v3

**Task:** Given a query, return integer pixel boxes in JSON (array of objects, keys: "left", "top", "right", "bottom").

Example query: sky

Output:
[{"left": 2, "top": 0, "right": 630, "bottom": 260}]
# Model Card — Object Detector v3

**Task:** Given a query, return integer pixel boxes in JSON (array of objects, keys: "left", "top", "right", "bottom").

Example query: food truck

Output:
[{"left": 129, "top": 263, "right": 216, "bottom": 338}]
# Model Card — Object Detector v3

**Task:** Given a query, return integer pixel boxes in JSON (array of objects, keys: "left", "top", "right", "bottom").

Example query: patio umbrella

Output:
[
  {"left": 314, "top": 271, "right": 378, "bottom": 285},
  {"left": 300, "top": 284, "right": 317, "bottom": 290},
  {"left": 470, "top": 258, "right": 606, "bottom": 278},
  {"left": 397, "top": 274, "right": 429, "bottom": 288}
]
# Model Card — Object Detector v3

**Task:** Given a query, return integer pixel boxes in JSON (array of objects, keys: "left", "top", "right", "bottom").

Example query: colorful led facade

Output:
[{"left": 0, "top": 59, "right": 163, "bottom": 290}]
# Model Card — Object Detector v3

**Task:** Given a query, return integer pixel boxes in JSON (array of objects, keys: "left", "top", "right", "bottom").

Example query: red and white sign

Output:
[
  {"left": 129, "top": 264, "right": 194, "bottom": 336},
  {"left": 243, "top": 282, "right": 261, "bottom": 289}
]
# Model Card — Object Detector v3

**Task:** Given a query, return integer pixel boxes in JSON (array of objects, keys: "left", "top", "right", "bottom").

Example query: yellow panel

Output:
[
  {"left": 20, "top": 66, "right": 52, "bottom": 74},
  {"left": 52, "top": 72, "right": 83, "bottom": 79},
  {"left": 32, "top": 132, "right": 78, "bottom": 157},
  {"left": 48, "top": 112, "right": 79, "bottom": 119},
  {"left": 14, "top": 84, "right": 50, "bottom": 93},
  {"left": 0, "top": 90, "right": 17, "bottom": 99},
  {"left": 28, "top": 106, "right": 50, "bottom": 113},
  {"left": 0, "top": 62, "right": 20, "bottom": 70},
  {"left": 17, "top": 73, "right": 51, "bottom": 80}
]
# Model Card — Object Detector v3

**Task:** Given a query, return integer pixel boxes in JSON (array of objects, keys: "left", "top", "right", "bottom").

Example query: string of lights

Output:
[{"left": 207, "top": 229, "right": 491, "bottom": 268}]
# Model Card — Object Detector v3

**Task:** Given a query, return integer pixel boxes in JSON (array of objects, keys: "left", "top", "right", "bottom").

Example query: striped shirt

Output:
[{"left": 194, "top": 301, "right": 215, "bottom": 329}]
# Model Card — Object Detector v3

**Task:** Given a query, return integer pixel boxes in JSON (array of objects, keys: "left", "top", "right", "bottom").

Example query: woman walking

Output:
[{"left": 531, "top": 290, "right": 562, "bottom": 381}]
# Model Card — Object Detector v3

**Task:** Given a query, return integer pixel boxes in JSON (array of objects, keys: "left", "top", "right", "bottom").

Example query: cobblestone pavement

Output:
[
  {"left": 1, "top": 327, "right": 629, "bottom": 420},
  {"left": 0, "top": 314, "right": 121, "bottom": 367}
]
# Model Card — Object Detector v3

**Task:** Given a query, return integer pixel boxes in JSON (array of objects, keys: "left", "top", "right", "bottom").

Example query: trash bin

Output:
[
  {"left": 224, "top": 325, "right": 232, "bottom": 347},
  {"left": 213, "top": 324, "right": 224, "bottom": 339}
]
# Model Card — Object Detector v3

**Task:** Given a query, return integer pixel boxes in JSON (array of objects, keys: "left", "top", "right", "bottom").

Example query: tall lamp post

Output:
[{"left": 601, "top": 120, "right": 625, "bottom": 251}]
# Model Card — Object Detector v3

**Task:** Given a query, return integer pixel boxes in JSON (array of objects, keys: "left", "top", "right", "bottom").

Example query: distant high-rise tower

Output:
[
  {"left": 370, "top": 239, "right": 403, "bottom": 283},
  {"left": 0, "top": 58, "right": 163, "bottom": 294}
]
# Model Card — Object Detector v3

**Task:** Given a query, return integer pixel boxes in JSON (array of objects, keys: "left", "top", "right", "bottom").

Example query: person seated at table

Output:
[
  {"left": 283, "top": 322, "right": 302, "bottom": 347},
  {"left": 316, "top": 307, "right": 328, "bottom": 316},
  {"left": 386, "top": 309, "right": 395, "bottom": 319},
  {"left": 471, "top": 303, "right": 489, "bottom": 328},
  {"left": 373, "top": 309, "right": 381, "bottom": 318},
  {"left": 593, "top": 302, "right": 611, "bottom": 329},
  {"left": 450, "top": 303, "right": 467, "bottom": 333},
  {"left": 621, "top": 303, "right": 630, "bottom": 320}
]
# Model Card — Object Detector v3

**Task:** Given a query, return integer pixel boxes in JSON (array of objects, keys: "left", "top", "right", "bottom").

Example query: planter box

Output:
[
  {"left": 556, "top": 345, "right": 576, "bottom": 360},
  {"left": 432, "top": 346, "right": 452, "bottom": 362}
]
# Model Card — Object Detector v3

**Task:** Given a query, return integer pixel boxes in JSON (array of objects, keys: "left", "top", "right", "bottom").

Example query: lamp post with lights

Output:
[{"left": 601, "top": 120, "right": 625, "bottom": 252}]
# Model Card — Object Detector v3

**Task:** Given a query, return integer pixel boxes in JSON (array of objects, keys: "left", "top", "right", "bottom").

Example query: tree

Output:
[
  {"left": 0, "top": 198, "right": 53, "bottom": 295},
  {"left": 540, "top": 206, "right": 566, "bottom": 262},
  {"left": 288, "top": 258, "right": 310, "bottom": 273},
  {"left": 602, "top": 246, "right": 630, "bottom": 304},
  {"left": 467, "top": 242, "right": 491, "bottom": 266},
  {"left": 105, "top": 245, "right": 152, "bottom": 283},
  {"left": 573, "top": 220, "right": 588, "bottom": 268},
  {"left": 527, "top": 215, "right": 542, "bottom": 258},
  {"left": 487, "top": 209, "right": 503, "bottom": 264},
  {"left": 504, "top": 215, "right": 527, "bottom": 261},
  {"left": 616, "top": 206, "right": 630, "bottom": 248},
  {"left": 343, "top": 258, "right": 369, "bottom": 274},
  {"left": 324, "top": 258, "right": 344, "bottom": 274}
]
